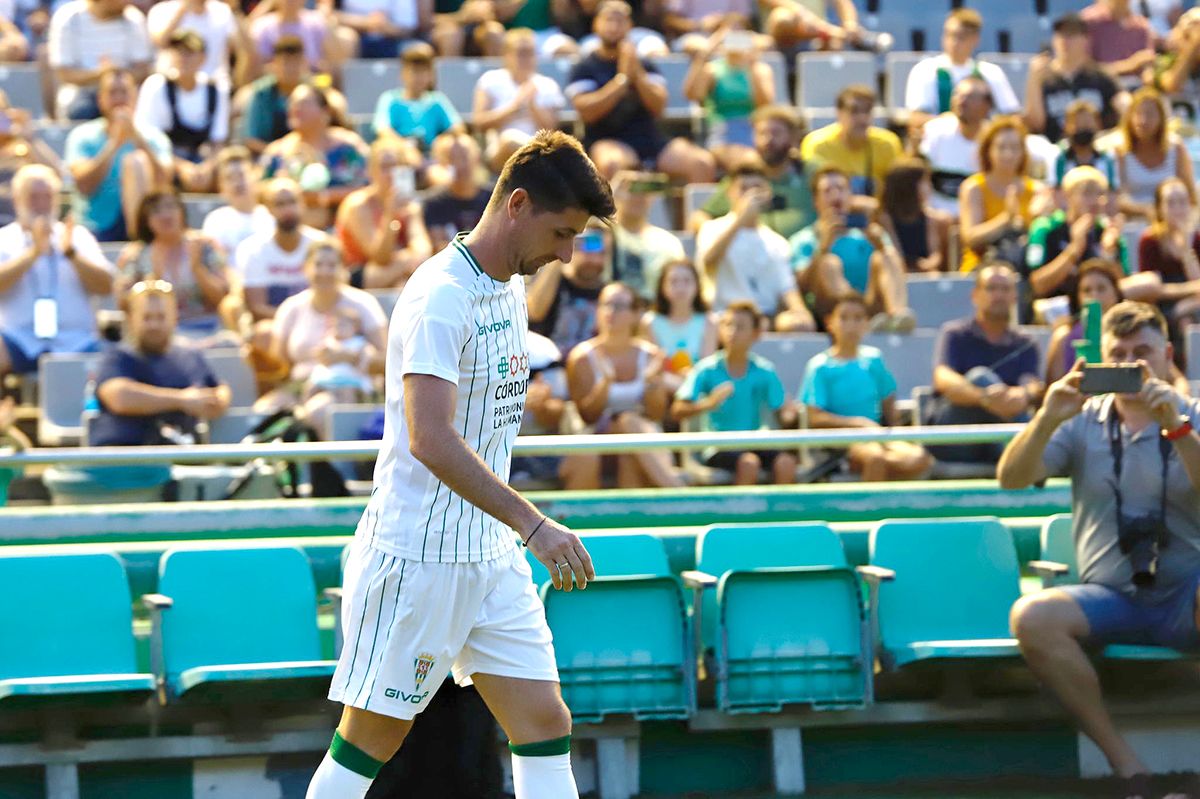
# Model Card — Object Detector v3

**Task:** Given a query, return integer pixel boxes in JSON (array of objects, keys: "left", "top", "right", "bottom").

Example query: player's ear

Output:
[{"left": 506, "top": 188, "right": 531, "bottom": 220}]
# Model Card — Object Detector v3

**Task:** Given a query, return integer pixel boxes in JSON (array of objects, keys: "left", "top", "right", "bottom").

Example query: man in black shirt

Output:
[
  {"left": 422, "top": 132, "right": 492, "bottom": 253},
  {"left": 527, "top": 223, "right": 609, "bottom": 354},
  {"left": 93, "top": 281, "right": 230, "bottom": 446},
  {"left": 1024, "top": 14, "right": 1122, "bottom": 143},
  {"left": 566, "top": 0, "right": 715, "bottom": 184}
]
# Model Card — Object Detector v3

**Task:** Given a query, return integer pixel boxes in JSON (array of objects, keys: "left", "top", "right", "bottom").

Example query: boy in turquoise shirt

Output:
[
  {"left": 800, "top": 292, "right": 932, "bottom": 481},
  {"left": 672, "top": 300, "right": 798, "bottom": 485}
]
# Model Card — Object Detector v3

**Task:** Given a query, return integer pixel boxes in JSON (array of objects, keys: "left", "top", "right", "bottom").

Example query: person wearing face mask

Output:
[
  {"left": 0, "top": 164, "right": 113, "bottom": 379},
  {"left": 1049, "top": 100, "right": 1120, "bottom": 195}
]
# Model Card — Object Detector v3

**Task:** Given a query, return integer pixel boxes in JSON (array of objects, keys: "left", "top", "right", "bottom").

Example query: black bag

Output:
[{"left": 223, "top": 410, "right": 349, "bottom": 499}]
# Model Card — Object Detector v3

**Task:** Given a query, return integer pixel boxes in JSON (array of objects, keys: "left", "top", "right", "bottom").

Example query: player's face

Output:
[{"left": 513, "top": 203, "right": 592, "bottom": 276}]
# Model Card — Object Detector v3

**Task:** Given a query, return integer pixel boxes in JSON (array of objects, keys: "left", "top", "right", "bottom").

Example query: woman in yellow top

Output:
[{"left": 958, "top": 115, "right": 1049, "bottom": 272}]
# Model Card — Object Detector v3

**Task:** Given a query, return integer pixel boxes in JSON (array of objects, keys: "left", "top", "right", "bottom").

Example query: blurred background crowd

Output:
[{"left": 0, "top": 0, "right": 1199, "bottom": 498}]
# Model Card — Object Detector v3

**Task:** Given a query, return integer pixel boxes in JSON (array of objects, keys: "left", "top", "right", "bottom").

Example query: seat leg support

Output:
[
  {"left": 45, "top": 762, "right": 80, "bottom": 799},
  {"left": 771, "top": 727, "right": 806, "bottom": 795},
  {"left": 595, "top": 735, "right": 638, "bottom": 799}
]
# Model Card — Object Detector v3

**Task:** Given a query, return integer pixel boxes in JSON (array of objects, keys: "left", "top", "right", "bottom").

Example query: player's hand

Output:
[{"left": 526, "top": 517, "right": 595, "bottom": 592}]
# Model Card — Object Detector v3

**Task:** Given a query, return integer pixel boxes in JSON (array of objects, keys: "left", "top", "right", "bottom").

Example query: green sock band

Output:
[
  {"left": 329, "top": 731, "right": 385, "bottom": 780},
  {"left": 509, "top": 735, "right": 571, "bottom": 757}
]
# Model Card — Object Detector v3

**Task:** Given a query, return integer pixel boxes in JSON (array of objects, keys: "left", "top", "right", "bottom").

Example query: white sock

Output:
[
  {"left": 511, "top": 751, "right": 579, "bottom": 799},
  {"left": 306, "top": 733, "right": 381, "bottom": 799}
]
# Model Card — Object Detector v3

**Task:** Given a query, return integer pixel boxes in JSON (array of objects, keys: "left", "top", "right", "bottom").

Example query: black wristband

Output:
[{"left": 523, "top": 516, "right": 548, "bottom": 547}]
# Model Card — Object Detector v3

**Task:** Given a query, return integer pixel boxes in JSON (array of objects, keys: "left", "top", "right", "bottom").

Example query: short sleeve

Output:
[
  {"left": 126, "top": 9, "right": 152, "bottom": 62},
  {"left": 435, "top": 93, "right": 462, "bottom": 129},
  {"left": 64, "top": 123, "right": 97, "bottom": 164},
  {"left": 192, "top": 351, "right": 219, "bottom": 389},
  {"left": 934, "top": 324, "right": 960, "bottom": 372},
  {"left": 46, "top": 6, "right": 71, "bottom": 67},
  {"left": 271, "top": 296, "right": 299, "bottom": 353},
  {"left": 235, "top": 240, "right": 265, "bottom": 286},
  {"left": 903, "top": 59, "right": 937, "bottom": 114},
  {"left": 1042, "top": 413, "right": 1081, "bottom": 477},
  {"left": 675, "top": 363, "right": 705, "bottom": 402},
  {"left": 701, "top": 178, "right": 732, "bottom": 217},
  {"left": 871, "top": 353, "right": 898, "bottom": 399},
  {"left": 1025, "top": 216, "right": 1052, "bottom": 270},
  {"left": 763, "top": 367, "right": 785, "bottom": 411},
  {"left": 395, "top": 285, "right": 470, "bottom": 384},
  {"left": 96, "top": 348, "right": 137, "bottom": 389},
  {"left": 982, "top": 62, "right": 1020, "bottom": 113},
  {"left": 71, "top": 225, "right": 112, "bottom": 271},
  {"left": 799, "top": 356, "right": 825, "bottom": 408},
  {"left": 789, "top": 228, "right": 816, "bottom": 273},
  {"left": 1016, "top": 336, "right": 1040, "bottom": 382}
]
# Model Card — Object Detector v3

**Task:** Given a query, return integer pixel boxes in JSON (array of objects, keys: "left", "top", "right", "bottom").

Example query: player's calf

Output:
[{"left": 306, "top": 707, "right": 413, "bottom": 799}]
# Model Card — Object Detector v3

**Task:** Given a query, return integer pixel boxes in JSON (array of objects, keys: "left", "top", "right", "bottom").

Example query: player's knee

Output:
[
  {"left": 337, "top": 707, "right": 413, "bottom": 762},
  {"left": 1010, "top": 593, "right": 1074, "bottom": 648}
]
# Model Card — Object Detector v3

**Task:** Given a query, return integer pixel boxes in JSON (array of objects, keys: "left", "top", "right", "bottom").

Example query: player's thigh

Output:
[
  {"left": 336, "top": 704, "right": 415, "bottom": 762},
  {"left": 471, "top": 673, "right": 571, "bottom": 745}
]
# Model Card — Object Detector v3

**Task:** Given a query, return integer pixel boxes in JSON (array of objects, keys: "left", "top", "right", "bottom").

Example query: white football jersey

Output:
[{"left": 360, "top": 234, "right": 531, "bottom": 563}]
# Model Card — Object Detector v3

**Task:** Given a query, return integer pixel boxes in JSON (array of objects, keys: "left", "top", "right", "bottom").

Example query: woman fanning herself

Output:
[{"left": 567, "top": 282, "right": 685, "bottom": 489}]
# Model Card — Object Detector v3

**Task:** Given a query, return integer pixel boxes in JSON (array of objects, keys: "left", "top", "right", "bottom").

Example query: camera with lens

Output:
[{"left": 1116, "top": 513, "right": 1169, "bottom": 588}]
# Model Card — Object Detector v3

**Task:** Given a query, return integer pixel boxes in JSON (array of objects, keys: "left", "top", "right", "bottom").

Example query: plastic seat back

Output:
[
  {"left": 862, "top": 330, "right": 939, "bottom": 398},
  {"left": 158, "top": 547, "right": 321, "bottom": 683},
  {"left": 0, "top": 64, "right": 44, "bottom": 118},
  {"left": 751, "top": 334, "right": 831, "bottom": 401},
  {"left": 1040, "top": 514, "right": 1078, "bottom": 582},
  {"left": 870, "top": 518, "right": 1020, "bottom": 650},
  {"left": 906, "top": 274, "right": 974, "bottom": 331},
  {"left": 526, "top": 533, "right": 671, "bottom": 587},
  {"left": 204, "top": 350, "right": 257, "bottom": 409},
  {"left": 433, "top": 57, "right": 501, "bottom": 116},
  {"left": 0, "top": 552, "right": 138, "bottom": 680},
  {"left": 342, "top": 59, "right": 401, "bottom": 115},
  {"left": 795, "top": 52, "right": 877, "bottom": 109}
]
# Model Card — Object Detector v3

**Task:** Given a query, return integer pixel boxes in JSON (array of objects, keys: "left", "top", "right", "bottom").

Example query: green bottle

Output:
[{"left": 1072, "top": 300, "right": 1102, "bottom": 364}]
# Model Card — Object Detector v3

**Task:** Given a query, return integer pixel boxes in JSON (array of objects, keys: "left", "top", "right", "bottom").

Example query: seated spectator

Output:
[
  {"left": 878, "top": 159, "right": 951, "bottom": 273},
  {"left": 202, "top": 146, "right": 274, "bottom": 258},
  {"left": 237, "top": 35, "right": 310, "bottom": 154},
  {"left": 1024, "top": 14, "right": 1122, "bottom": 144},
  {"left": 566, "top": 281, "right": 684, "bottom": 488},
  {"left": 431, "top": 0, "right": 505, "bottom": 58},
  {"left": 1000, "top": 301, "right": 1200, "bottom": 799},
  {"left": 260, "top": 238, "right": 387, "bottom": 436},
  {"left": 146, "top": 0, "right": 253, "bottom": 86},
  {"left": 662, "top": 0, "right": 750, "bottom": 41},
  {"left": 234, "top": 177, "right": 324, "bottom": 321},
  {"left": 1044, "top": 258, "right": 1124, "bottom": 385},
  {"left": 698, "top": 155, "right": 814, "bottom": 332},
  {"left": 639, "top": 259, "right": 716, "bottom": 393},
  {"left": 800, "top": 85, "right": 901, "bottom": 202},
  {"left": 929, "top": 263, "right": 1043, "bottom": 464},
  {"left": 337, "top": 0, "right": 426, "bottom": 59},
  {"left": 802, "top": 292, "right": 932, "bottom": 481},
  {"left": 372, "top": 42, "right": 463, "bottom": 151},
  {"left": 1114, "top": 87, "right": 1194, "bottom": 221},
  {"left": 682, "top": 26, "right": 773, "bottom": 168},
  {"left": 673, "top": 299, "right": 797, "bottom": 485},
  {"left": 92, "top": 280, "right": 231, "bottom": 446},
  {"left": 249, "top": 0, "right": 352, "bottom": 75},
  {"left": 610, "top": 170, "right": 685, "bottom": 301},
  {"left": 1048, "top": 99, "right": 1119, "bottom": 193},
  {"left": 1137, "top": 177, "right": 1200, "bottom": 332},
  {"left": 422, "top": 132, "right": 491, "bottom": 253},
  {"left": 47, "top": 0, "right": 152, "bottom": 120},
  {"left": 0, "top": 164, "right": 114, "bottom": 378},
  {"left": 65, "top": 68, "right": 173, "bottom": 243},
  {"left": 567, "top": 0, "right": 716, "bottom": 184},
  {"left": 1081, "top": 0, "right": 1154, "bottom": 81},
  {"left": 115, "top": 190, "right": 229, "bottom": 336},
  {"left": 473, "top": 28, "right": 565, "bottom": 173},
  {"left": 0, "top": 93, "right": 64, "bottom": 229},
  {"left": 1153, "top": 7, "right": 1200, "bottom": 96},
  {"left": 133, "top": 31, "right": 230, "bottom": 193},
  {"left": 1027, "top": 167, "right": 1145, "bottom": 313},
  {"left": 335, "top": 137, "right": 432, "bottom": 290},
  {"left": 693, "top": 104, "right": 815, "bottom": 239},
  {"left": 260, "top": 83, "right": 369, "bottom": 230},
  {"left": 904, "top": 9, "right": 1019, "bottom": 129},
  {"left": 919, "top": 75, "right": 994, "bottom": 215},
  {"left": 959, "top": 115, "right": 1048, "bottom": 273},
  {"left": 790, "top": 165, "right": 911, "bottom": 329},
  {"left": 528, "top": 223, "right": 608, "bottom": 354},
  {"left": 503, "top": 0, "right": 576, "bottom": 58},
  {"left": 762, "top": 0, "right": 862, "bottom": 52}
]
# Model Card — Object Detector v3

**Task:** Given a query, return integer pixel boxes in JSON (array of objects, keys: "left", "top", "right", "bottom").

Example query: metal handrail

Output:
[{"left": 0, "top": 424, "right": 1024, "bottom": 468}]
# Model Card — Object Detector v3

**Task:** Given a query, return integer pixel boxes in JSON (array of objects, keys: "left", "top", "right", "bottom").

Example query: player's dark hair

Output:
[{"left": 492, "top": 130, "right": 616, "bottom": 220}]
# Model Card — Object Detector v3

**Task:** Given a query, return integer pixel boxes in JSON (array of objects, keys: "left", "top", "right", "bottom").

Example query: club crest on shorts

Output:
[{"left": 413, "top": 652, "right": 436, "bottom": 688}]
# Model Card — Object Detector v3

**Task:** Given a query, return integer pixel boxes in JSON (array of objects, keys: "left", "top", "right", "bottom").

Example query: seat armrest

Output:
[
  {"left": 323, "top": 588, "right": 345, "bottom": 657},
  {"left": 1028, "top": 560, "right": 1069, "bottom": 588},
  {"left": 855, "top": 566, "right": 896, "bottom": 584},
  {"left": 855, "top": 567, "right": 894, "bottom": 673},
  {"left": 141, "top": 593, "right": 173, "bottom": 704},
  {"left": 680, "top": 570, "right": 718, "bottom": 589},
  {"left": 680, "top": 570, "right": 718, "bottom": 682}
]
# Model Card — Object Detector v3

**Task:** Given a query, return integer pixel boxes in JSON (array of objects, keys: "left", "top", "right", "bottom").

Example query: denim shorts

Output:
[{"left": 1061, "top": 571, "right": 1200, "bottom": 652}]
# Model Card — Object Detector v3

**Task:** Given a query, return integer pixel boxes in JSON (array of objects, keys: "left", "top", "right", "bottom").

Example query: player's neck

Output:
[{"left": 461, "top": 224, "right": 515, "bottom": 281}]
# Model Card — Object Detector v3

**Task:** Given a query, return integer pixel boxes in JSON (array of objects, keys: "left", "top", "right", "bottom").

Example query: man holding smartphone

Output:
[{"left": 998, "top": 301, "right": 1200, "bottom": 796}]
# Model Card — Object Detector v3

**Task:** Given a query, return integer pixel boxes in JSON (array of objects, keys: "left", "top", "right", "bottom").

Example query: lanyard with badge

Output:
[{"left": 30, "top": 229, "right": 59, "bottom": 341}]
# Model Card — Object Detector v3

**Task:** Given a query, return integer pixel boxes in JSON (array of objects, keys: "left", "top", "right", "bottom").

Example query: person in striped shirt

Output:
[{"left": 308, "top": 130, "right": 615, "bottom": 799}]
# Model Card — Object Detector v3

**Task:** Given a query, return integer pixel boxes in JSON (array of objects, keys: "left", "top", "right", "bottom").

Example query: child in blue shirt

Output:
[
  {"left": 672, "top": 300, "right": 799, "bottom": 484},
  {"left": 800, "top": 292, "right": 933, "bottom": 481}
]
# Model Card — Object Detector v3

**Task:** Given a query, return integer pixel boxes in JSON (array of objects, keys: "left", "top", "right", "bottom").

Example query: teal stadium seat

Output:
[
  {"left": 1035, "top": 515, "right": 1187, "bottom": 662},
  {"left": 145, "top": 546, "right": 335, "bottom": 702},
  {"left": 687, "top": 523, "right": 870, "bottom": 713},
  {"left": 0, "top": 552, "right": 153, "bottom": 707},
  {"left": 865, "top": 518, "right": 1023, "bottom": 669},
  {"left": 526, "top": 534, "right": 693, "bottom": 723}
]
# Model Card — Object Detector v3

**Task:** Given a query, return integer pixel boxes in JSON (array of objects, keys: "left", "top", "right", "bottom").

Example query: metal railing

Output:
[{"left": 0, "top": 424, "right": 1024, "bottom": 469}]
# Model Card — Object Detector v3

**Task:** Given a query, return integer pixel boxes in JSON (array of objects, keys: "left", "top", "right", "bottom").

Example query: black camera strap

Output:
[{"left": 1107, "top": 409, "right": 1171, "bottom": 546}]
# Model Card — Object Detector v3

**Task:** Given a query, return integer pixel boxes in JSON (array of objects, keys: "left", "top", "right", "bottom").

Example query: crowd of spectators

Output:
[{"left": 0, "top": 0, "right": 1196, "bottom": 486}]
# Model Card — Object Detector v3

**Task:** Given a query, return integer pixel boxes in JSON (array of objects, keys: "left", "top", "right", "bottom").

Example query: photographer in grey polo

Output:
[{"left": 998, "top": 301, "right": 1200, "bottom": 792}]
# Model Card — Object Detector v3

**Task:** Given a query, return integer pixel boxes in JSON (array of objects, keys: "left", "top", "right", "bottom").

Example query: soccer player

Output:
[{"left": 306, "top": 130, "right": 615, "bottom": 799}]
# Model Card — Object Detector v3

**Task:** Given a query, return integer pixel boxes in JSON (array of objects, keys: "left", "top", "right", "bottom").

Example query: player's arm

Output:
[{"left": 404, "top": 373, "right": 595, "bottom": 590}]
